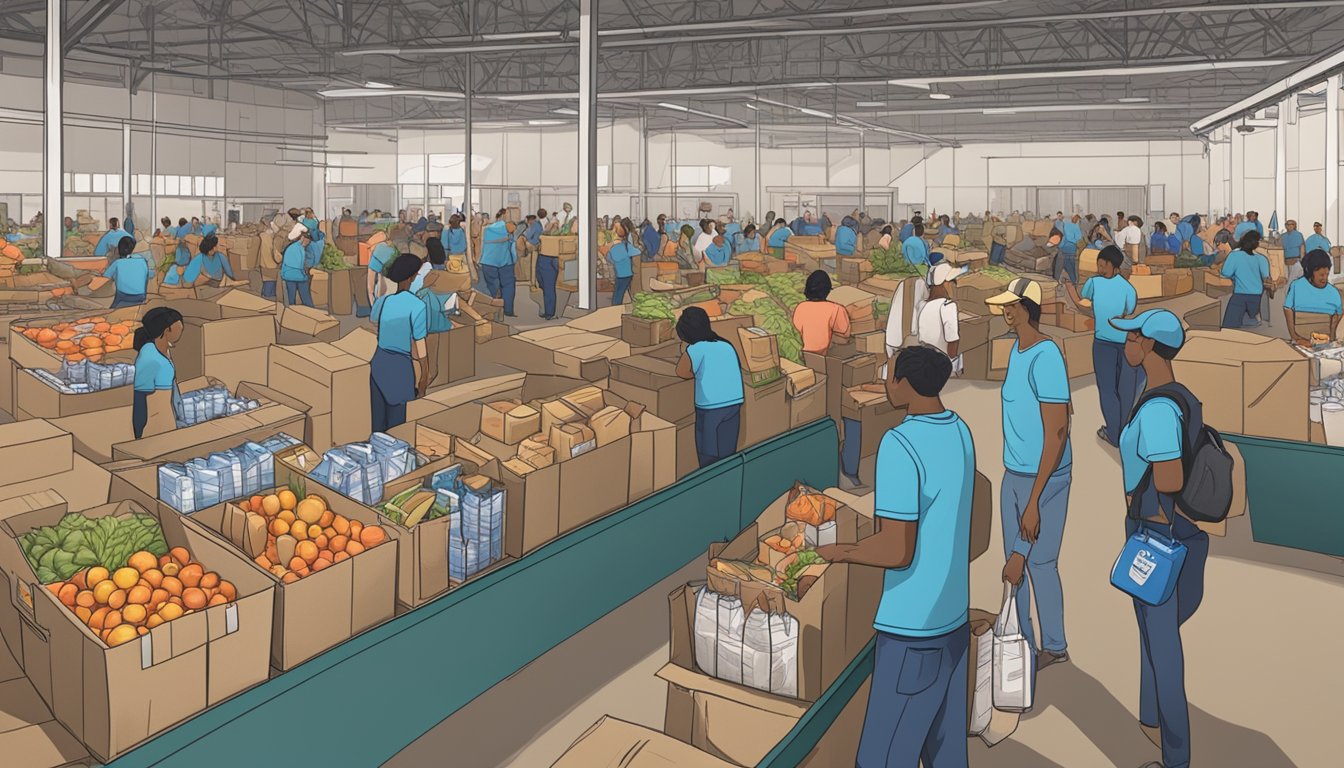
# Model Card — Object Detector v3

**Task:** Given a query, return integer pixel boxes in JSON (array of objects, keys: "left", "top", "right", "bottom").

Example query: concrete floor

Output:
[{"left": 387, "top": 373, "right": 1342, "bottom": 768}]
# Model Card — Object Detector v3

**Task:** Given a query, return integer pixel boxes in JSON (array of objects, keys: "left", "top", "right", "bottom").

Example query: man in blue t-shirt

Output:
[
  {"left": 1062, "top": 245, "right": 1141, "bottom": 446},
  {"left": 1281, "top": 219, "right": 1307, "bottom": 283},
  {"left": 902, "top": 224, "right": 930, "bottom": 267},
  {"left": 1306, "top": 221, "right": 1332, "bottom": 255},
  {"left": 817, "top": 346, "right": 974, "bottom": 768},
  {"left": 986, "top": 278, "right": 1073, "bottom": 672}
]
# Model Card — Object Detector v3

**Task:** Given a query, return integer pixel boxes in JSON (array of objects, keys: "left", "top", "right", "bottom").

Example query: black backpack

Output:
[{"left": 1128, "top": 383, "right": 1235, "bottom": 524}]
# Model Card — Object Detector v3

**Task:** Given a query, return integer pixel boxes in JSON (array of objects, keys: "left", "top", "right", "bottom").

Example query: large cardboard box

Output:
[
  {"left": 277, "top": 304, "right": 340, "bottom": 344},
  {"left": 267, "top": 343, "right": 370, "bottom": 451},
  {"left": 788, "top": 376, "right": 827, "bottom": 429},
  {"left": 0, "top": 639, "right": 91, "bottom": 768},
  {"left": 498, "top": 327, "right": 630, "bottom": 381},
  {"left": 12, "top": 365, "right": 135, "bottom": 420},
  {"left": 539, "top": 234, "right": 577, "bottom": 257},
  {"left": 423, "top": 322, "right": 476, "bottom": 388},
  {"left": 1173, "top": 330, "right": 1309, "bottom": 441},
  {"left": 609, "top": 353, "right": 696, "bottom": 423},
  {"left": 841, "top": 387, "right": 908, "bottom": 457},
  {"left": 621, "top": 314, "right": 674, "bottom": 347},
  {"left": 7, "top": 307, "right": 142, "bottom": 374},
  {"left": 738, "top": 377, "right": 787, "bottom": 450},
  {"left": 0, "top": 497, "right": 273, "bottom": 763},
  {"left": 0, "top": 421, "right": 111, "bottom": 515},
  {"left": 183, "top": 491, "right": 396, "bottom": 671},
  {"left": 555, "top": 715, "right": 736, "bottom": 768},
  {"left": 173, "top": 314, "right": 277, "bottom": 389}
]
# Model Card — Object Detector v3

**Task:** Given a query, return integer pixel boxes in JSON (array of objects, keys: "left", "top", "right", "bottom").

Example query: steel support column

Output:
[
  {"left": 1328, "top": 75, "right": 1340, "bottom": 276},
  {"left": 465, "top": 54, "right": 474, "bottom": 270},
  {"left": 121, "top": 122, "right": 131, "bottom": 224},
  {"left": 1276, "top": 97, "right": 1288, "bottom": 235},
  {"left": 755, "top": 115, "right": 762, "bottom": 220},
  {"left": 577, "top": 0, "right": 599, "bottom": 310},
  {"left": 639, "top": 108, "right": 648, "bottom": 222},
  {"left": 43, "top": 0, "right": 63, "bottom": 261}
]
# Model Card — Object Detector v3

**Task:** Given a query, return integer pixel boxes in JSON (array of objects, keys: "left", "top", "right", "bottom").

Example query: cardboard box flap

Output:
[
  {"left": 0, "top": 421, "right": 74, "bottom": 482},
  {"left": 656, "top": 662, "right": 811, "bottom": 718},
  {"left": 0, "top": 490, "right": 67, "bottom": 529},
  {"left": 1182, "top": 329, "right": 1307, "bottom": 363},
  {"left": 331, "top": 328, "right": 378, "bottom": 360}
]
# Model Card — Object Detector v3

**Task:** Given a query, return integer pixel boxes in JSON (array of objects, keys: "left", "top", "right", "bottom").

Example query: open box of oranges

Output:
[{"left": 8, "top": 307, "right": 144, "bottom": 372}]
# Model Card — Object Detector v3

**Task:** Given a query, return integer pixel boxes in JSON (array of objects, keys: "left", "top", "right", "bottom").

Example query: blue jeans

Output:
[
  {"left": 1127, "top": 515, "right": 1209, "bottom": 768},
  {"left": 841, "top": 417, "right": 862, "bottom": 479},
  {"left": 482, "top": 264, "right": 516, "bottom": 315},
  {"left": 695, "top": 403, "right": 741, "bottom": 467},
  {"left": 612, "top": 275, "right": 632, "bottom": 306},
  {"left": 1001, "top": 467, "right": 1072, "bottom": 654},
  {"left": 1222, "top": 292, "right": 1261, "bottom": 328},
  {"left": 1093, "top": 339, "right": 1146, "bottom": 445},
  {"left": 111, "top": 291, "right": 145, "bottom": 309},
  {"left": 857, "top": 625, "right": 970, "bottom": 768},
  {"left": 1055, "top": 248, "right": 1078, "bottom": 284},
  {"left": 261, "top": 280, "right": 277, "bottom": 299},
  {"left": 536, "top": 255, "right": 559, "bottom": 317},
  {"left": 284, "top": 279, "right": 313, "bottom": 307}
]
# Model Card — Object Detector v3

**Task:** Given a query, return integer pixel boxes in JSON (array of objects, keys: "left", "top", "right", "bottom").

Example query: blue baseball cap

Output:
[{"left": 1110, "top": 309, "right": 1185, "bottom": 349}]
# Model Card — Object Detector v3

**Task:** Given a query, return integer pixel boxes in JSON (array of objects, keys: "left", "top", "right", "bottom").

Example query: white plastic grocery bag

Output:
[
  {"left": 742, "top": 608, "right": 799, "bottom": 697},
  {"left": 968, "top": 609, "right": 1021, "bottom": 746},
  {"left": 991, "top": 584, "right": 1034, "bottom": 713}
]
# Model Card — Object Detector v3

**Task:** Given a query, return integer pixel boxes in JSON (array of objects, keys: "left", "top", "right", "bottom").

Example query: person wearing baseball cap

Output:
[
  {"left": 917, "top": 262, "right": 969, "bottom": 371},
  {"left": 986, "top": 277, "right": 1074, "bottom": 673},
  {"left": 1306, "top": 220, "right": 1332, "bottom": 255},
  {"left": 1109, "top": 308, "right": 1210, "bottom": 768},
  {"left": 1062, "top": 245, "right": 1141, "bottom": 447}
]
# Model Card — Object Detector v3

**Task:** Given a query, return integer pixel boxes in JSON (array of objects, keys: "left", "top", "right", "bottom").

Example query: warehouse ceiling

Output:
[{"left": 3, "top": 0, "right": 1344, "bottom": 144}]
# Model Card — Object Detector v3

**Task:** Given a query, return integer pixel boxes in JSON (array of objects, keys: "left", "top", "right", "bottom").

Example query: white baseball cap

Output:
[{"left": 929, "top": 262, "right": 969, "bottom": 286}]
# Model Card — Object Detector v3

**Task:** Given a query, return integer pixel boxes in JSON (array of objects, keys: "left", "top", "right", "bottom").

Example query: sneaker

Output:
[{"left": 1036, "top": 649, "right": 1069, "bottom": 671}]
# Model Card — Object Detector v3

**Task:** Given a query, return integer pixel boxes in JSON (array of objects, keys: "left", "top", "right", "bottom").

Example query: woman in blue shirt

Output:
[
  {"left": 131, "top": 307, "right": 185, "bottom": 439},
  {"left": 441, "top": 214, "right": 468, "bottom": 258},
  {"left": 370, "top": 253, "right": 431, "bottom": 432},
  {"left": 675, "top": 306, "right": 744, "bottom": 468},
  {"left": 1283, "top": 249, "right": 1342, "bottom": 346},
  {"left": 739, "top": 224, "right": 762, "bottom": 255},
  {"left": 1149, "top": 222, "right": 1173, "bottom": 254},
  {"left": 173, "top": 218, "right": 193, "bottom": 269},
  {"left": 834, "top": 216, "right": 859, "bottom": 257},
  {"left": 1108, "top": 309, "right": 1210, "bottom": 768},
  {"left": 607, "top": 217, "right": 640, "bottom": 305},
  {"left": 703, "top": 234, "right": 733, "bottom": 269},
  {"left": 766, "top": 218, "right": 792, "bottom": 259},
  {"left": 1220, "top": 231, "right": 1273, "bottom": 328},
  {"left": 281, "top": 231, "right": 315, "bottom": 307},
  {"left": 183, "top": 235, "right": 236, "bottom": 287},
  {"left": 104, "top": 236, "right": 150, "bottom": 308}
]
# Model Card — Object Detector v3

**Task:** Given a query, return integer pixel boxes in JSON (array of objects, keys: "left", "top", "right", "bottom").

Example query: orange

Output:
[
  {"left": 109, "top": 323, "right": 130, "bottom": 335},
  {"left": 161, "top": 561, "right": 180, "bottom": 577},
  {"left": 127, "top": 585, "right": 152, "bottom": 605},
  {"left": 146, "top": 614, "right": 164, "bottom": 629},
  {"left": 161, "top": 576, "right": 183, "bottom": 597},
  {"left": 106, "top": 625, "right": 137, "bottom": 647},
  {"left": 268, "top": 518, "right": 290, "bottom": 537},
  {"left": 296, "top": 541, "right": 318, "bottom": 564},
  {"left": 308, "top": 523, "right": 322, "bottom": 539},
  {"left": 312, "top": 557, "right": 332, "bottom": 572},
  {"left": 359, "top": 526, "right": 387, "bottom": 548},
  {"left": 57, "top": 583, "right": 78, "bottom": 608},
  {"left": 35, "top": 328, "right": 57, "bottom": 344},
  {"left": 142, "top": 569, "right": 163, "bottom": 588},
  {"left": 107, "top": 589, "right": 127, "bottom": 610},
  {"left": 182, "top": 588, "right": 207, "bottom": 611},
  {"left": 122, "top": 604, "right": 147, "bottom": 625},
  {"left": 331, "top": 516, "right": 351, "bottom": 536},
  {"left": 345, "top": 541, "right": 365, "bottom": 557},
  {"left": 92, "top": 580, "right": 117, "bottom": 605},
  {"left": 79, "top": 336, "right": 101, "bottom": 349},
  {"left": 169, "top": 547, "right": 191, "bottom": 565},
  {"left": 199, "top": 572, "right": 219, "bottom": 590},
  {"left": 178, "top": 564, "right": 203, "bottom": 588},
  {"left": 288, "top": 557, "right": 307, "bottom": 572},
  {"left": 277, "top": 489, "right": 297, "bottom": 511},
  {"left": 93, "top": 322, "right": 110, "bottom": 333},
  {"left": 87, "top": 566, "right": 109, "bottom": 585},
  {"left": 218, "top": 582, "right": 237, "bottom": 601},
  {"left": 128, "top": 551, "right": 157, "bottom": 573},
  {"left": 261, "top": 494, "right": 281, "bottom": 516},
  {"left": 75, "top": 590, "right": 96, "bottom": 609},
  {"left": 295, "top": 497, "right": 324, "bottom": 525},
  {"left": 158, "top": 603, "right": 183, "bottom": 621},
  {"left": 208, "top": 594, "right": 229, "bottom": 606},
  {"left": 112, "top": 567, "right": 139, "bottom": 590},
  {"left": 103, "top": 333, "right": 123, "bottom": 347},
  {"left": 318, "top": 510, "right": 334, "bottom": 528},
  {"left": 277, "top": 510, "right": 296, "bottom": 525}
]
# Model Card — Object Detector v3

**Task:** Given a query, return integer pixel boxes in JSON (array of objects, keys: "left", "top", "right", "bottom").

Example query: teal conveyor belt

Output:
[
  {"left": 1225, "top": 433, "right": 1344, "bottom": 557},
  {"left": 102, "top": 418, "right": 840, "bottom": 767}
]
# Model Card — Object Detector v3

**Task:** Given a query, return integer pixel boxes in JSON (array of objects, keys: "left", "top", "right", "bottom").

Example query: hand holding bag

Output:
[{"left": 991, "top": 584, "right": 1034, "bottom": 713}]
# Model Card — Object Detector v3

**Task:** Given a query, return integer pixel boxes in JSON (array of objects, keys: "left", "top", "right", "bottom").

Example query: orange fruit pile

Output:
[
  {"left": 238, "top": 490, "right": 388, "bottom": 584},
  {"left": 47, "top": 547, "right": 238, "bottom": 647},
  {"left": 17, "top": 316, "right": 137, "bottom": 363}
]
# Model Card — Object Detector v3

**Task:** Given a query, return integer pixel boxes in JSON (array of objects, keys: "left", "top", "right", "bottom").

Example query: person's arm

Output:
[
  {"left": 1152, "top": 460, "right": 1184, "bottom": 496},
  {"left": 412, "top": 305, "right": 430, "bottom": 395},
  {"left": 367, "top": 268, "right": 378, "bottom": 305},
  {"left": 943, "top": 303, "right": 960, "bottom": 360},
  {"left": 220, "top": 254, "right": 235, "bottom": 280},
  {"left": 1261, "top": 256, "right": 1275, "bottom": 299},
  {"left": 1020, "top": 401, "right": 1070, "bottom": 543},
  {"left": 832, "top": 305, "right": 852, "bottom": 340},
  {"left": 1285, "top": 307, "right": 1307, "bottom": 346},
  {"left": 817, "top": 433, "right": 919, "bottom": 569},
  {"left": 816, "top": 519, "right": 917, "bottom": 570},
  {"left": 1062, "top": 279, "right": 1091, "bottom": 315},
  {"left": 675, "top": 346, "right": 694, "bottom": 380}
]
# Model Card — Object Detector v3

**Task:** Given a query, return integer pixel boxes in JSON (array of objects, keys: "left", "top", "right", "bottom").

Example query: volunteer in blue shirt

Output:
[
  {"left": 987, "top": 278, "right": 1073, "bottom": 672},
  {"left": 1062, "top": 246, "right": 1141, "bottom": 446},
  {"left": 702, "top": 232, "right": 731, "bottom": 269},
  {"left": 281, "top": 230, "right": 315, "bottom": 307},
  {"left": 369, "top": 253, "right": 430, "bottom": 432},
  {"left": 1281, "top": 219, "right": 1307, "bottom": 283},
  {"left": 182, "top": 235, "right": 236, "bottom": 287},
  {"left": 816, "top": 346, "right": 974, "bottom": 768},
  {"left": 480, "top": 210, "right": 517, "bottom": 317},
  {"left": 104, "top": 236, "right": 150, "bottom": 308},
  {"left": 834, "top": 216, "right": 859, "bottom": 257},
  {"left": 935, "top": 213, "right": 959, "bottom": 243},
  {"left": 902, "top": 224, "right": 930, "bottom": 267},
  {"left": 1235, "top": 210, "right": 1264, "bottom": 240},
  {"left": 1056, "top": 214, "right": 1084, "bottom": 284},
  {"left": 1149, "top": 222, "right": 1174, "bottom": 254},
  {"left": 1109, "top": 309, "right": 1210, "bottom": 768},
  {"left": 522, "top": 212, "right": 544, "bottom": 262},
  {"left": 766, "top": 218, "right": 792, "bottom": 259},
  {"left": 722, "top": 217, "right": 742, "bottom": 251},
  {"left": 640, "top": 217, "right": 661, "bottom": 261},
  {"left": 131, "top": 307, "right": 185, "bottom": 439},
  {"left": 608, "top": 217, "right": 640, "bottom": 306},
  {"left": 675, "top": 306, "right": 744, "bottom": 467},
  {"left": 301, "top": 208, "right": 324, "bottom": 267},
  {"left": 93, "top": 217, "right": 131, "bottom": 258},
  {"left": 201, "top": 222, "right": 217, "bottom": 238},
  {"left": 441, "top": 214, "right": 468, "bottom": 260},
  {"left": 899, "top": 215, "right": 921, "bottom": 241},
  {"left": 1220, "top": 230, "right": 1273, "bottom": 328},
  {"left": 739, "top": 224, "right": 762, "bottom": 255},
  {"left": 1306, "top": 221, "right": 1332, "bottom": 255},
  {"left": 1284, "top": 249, "right": 1343, "bottom": 346},
  {"left": 189, "top": 217, "right": 203, "bottom": 236},
  {"left": 366, "top": 231, "right": 398, "bottom": 307},
  {"left": 173, "top": 218, "right": 193, "bottom": 267}
]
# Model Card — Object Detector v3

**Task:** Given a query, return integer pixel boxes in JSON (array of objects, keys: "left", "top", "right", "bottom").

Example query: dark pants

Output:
[
  {"left": 370, "top": 347, "right": 416, "bottom": 433},
  {"left": 132, "top": 390, "right": 150, "bottom": 439},
  {"left": 261, "top": 280, "right": 277, "bottom": 299},
  {"left": 1055, "top": 249, "right": 1079, "bottom": 284},
  {"left": 841, "top": 417, "right": 862, "bottom": 479},
  {"left": 1222, "top": 292, "right": 1262, "bottom": 328},
  {"left": 285, "top": 278, "right": 314, "bottom": 307},
  {"left": 1093, "top": 339, "right": 1146, "bottom": 445},
  {"left": 695, "top": 403, "right": 741, "bottom": 468},
  {"left": 1127, "top": 516, "right": 1209, "bottom": 768},
  {"left": 857, "top": 624, "right": 970, "bottom": 768},
  {"left": 111, "top": 291, "right": 146, "bottom": 309},
  {"left": 482, "top": 264, "right": 516, "bottom": 315},
  {"left": 536, "top": 255, "right": 559, "bottom": 318},
  {"left": 612, "top": 275, "right": 632, "bottom": 306}
]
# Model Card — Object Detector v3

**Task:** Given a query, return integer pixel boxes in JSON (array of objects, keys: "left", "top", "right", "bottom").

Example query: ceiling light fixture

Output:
[
  {"left": 364, "top": 81, "right": 394, "bottom": 89},
  {"left": 856, "top": 101, "right": 886, "bottom": 107},
  {"left": 929, "top": 92, "right": 952, "bottom": 100},
  {"left": 892, "top": 58, "right": 1293, "bottom": 87},
  {"left": 1117, "top": 96, "right": 1150, "bottom": 103},
  {"left": 551, "top": 107, "right": 578, "bottom": 115},
  {"left": 655, "top": 102, "right": 749, "bottom": 127},
  {"left": 798, "top": 107, "right": 833, "bottom": 119},
  {"left": 318, "top": 87, "right": 465, "bottom": 100},
  {"left": 744, "top": 103, "right": 759, "bottom": 110},
  {"left": 527, "top": 119, "right": 566, "bottom": 126}
]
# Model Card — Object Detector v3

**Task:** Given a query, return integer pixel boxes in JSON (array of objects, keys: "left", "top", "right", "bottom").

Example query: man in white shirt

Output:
[
  {"left": 1114, "top": 215, "right": 1145, "bottom": 265},
  {"left": 918, "top": 262, "right": 969, "bottom": 374}
]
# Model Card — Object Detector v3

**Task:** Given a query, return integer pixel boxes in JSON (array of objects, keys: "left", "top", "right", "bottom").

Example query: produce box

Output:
[
  {"left": 1129, "top": 274, "right": 1163, "bottom": 301},
  {"left": 841, "top": 386, "right": 908, "bottom": 457},
  {"left": 1201, "top": 268, "right": 1233, "bottom": 297},
  {"left": 480, "top": 400, "right": 541, "bottom": 444},
  {"left": 803, "top": 351, "right": 877, "bottom": 436},
  {"left": 608, "top": 352, "right": 695, "bottom": 423},
  {"left": 277, "top": 303, "right": 340, "bottom": 344},
  {"left": 184, "top": 488, "right": 396, "bottom": 670},
  {"left": 954, "top": 270, "right": 1015, "bottom": 312},
  {"left": 731, "top": 326, "right": 782, "bottom": 386},
  {"left": 12, "top": 362, "right": 136, "bottom": 420},
  {"left": 1174, "top": 330, "right": 1310, "bottom": 442},
  {"left": 0, "top": 496, "right": 273, "bottom": 763},
  {"left": 8, "top": 308, "right": 143, "bottom": 373},
  {"left": 308, "top": 269, "right": 330, "bottom": 310},
  {"left": 1158, "top": 268, "right": 1194, "bottom": 299},
  {"left": 621, "top": 313, "right": 674, "bottom": 348},
  {"left": 267, "top": 343, "right": 370, "bottom": 451},
  {"left": 555, "top": 716, "right": 736, "bottom": 768},
  {"left": 738, "top": 377, "right": 787, "bottom": 450},
  {"left": 1054, "top": 302, "right": 1095, "bottom": 333}
]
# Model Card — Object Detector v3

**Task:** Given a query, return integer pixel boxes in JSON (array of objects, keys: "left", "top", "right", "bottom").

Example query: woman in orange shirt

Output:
[{"left": 792, "top": 270, "right": 852, "bottom": 355}]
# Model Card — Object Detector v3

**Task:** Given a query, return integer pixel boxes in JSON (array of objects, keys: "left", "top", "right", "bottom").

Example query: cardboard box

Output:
[
  {"left": 609, "top": 354, "right": 696, "bottom": 423},
  {"left": 518, "top": 434, "right": 555, "bottom": 468},
  {"left": 277, "top": 304, "right": 340, "bottom": 344},
  {"left": 212, "top": 289, "right": 278, "bottom": 319},
  {"left": 12, "top": 366, "right": 135, "bottom": 419},
  {"left": 267, "top": 343, "right": 370, "bottom": 451},
  {"left": 840, "top": 387, "right": 907, "bottom": 457},
  {"left": 1159, "top": 268, "right": 1194, "bottom": 298},
  {"left": 1128, "top": 274, "right": 1163, "bottom": 300},
  {"left": 325, "top": 268, "right": 356, "bottom": 315},
  {"left": 0, "top": 421, "right": 111, "bottom": 517},
  {"left": 0, "top": 642, "right": 91, "bottom": 768},
  {"left": 590, "top": 405, "right": 633, "bottom": 447},
  {"left": 173, "top": 314, "right": 277, "bottom": 389},
  {"left": 184, "top": 491, "right": 395, "bottom": 671},
  {"left": 421, "top": 322, "right": 475, "bottom": 388},
  {"left": 7, "top": 308, "right": 142, "bottom": 373},
  {"left": 0, "top": 498, "right": 273, "bottom": 763},
  {"left": 554, "top": 716, "right": 736, "bottom": 768},
  {"left": 539, "top": 234, "right": 577, "bottom": 257},
  {"left": 738, "top": 377, "right": 787, "bottom": 450},
  {"left": 789, "top": 377, "right": 827, "bottom": 428},
  {"left": 621, "top": 314, "right": 674, "bottom": 347},
  {"left": 550, "top": 422, "right": 598, "bottom": 459},
  {"left": 480, "top": 401, "right": 540, "bottom": 444},
  {"left": 1173, "top": 330, "right": 1309, "bottom": 441},
  {"left": 1202, "top": 269, "right": 1234, "bottom": 298},
  {"left": 1054, "top": 303, "right": 1096, "bottom": 333},
  {"left": 779, "top": 358, "right": 817, "bottom": 397},
  {"left": 500, "top": 327, "right": 630, "bottom": 381},
  {"left": 734, "top": 326, "right": 781, "bottom": 374}
]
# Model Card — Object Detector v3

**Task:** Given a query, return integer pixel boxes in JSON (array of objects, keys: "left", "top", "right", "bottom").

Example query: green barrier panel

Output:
[
  {"left": 1225, "top": 433, "right": 1344, "bottom": 557},
  {"left": 738, "top": 417, "right": 839, "bottom": 530},
  {"left": 103, "top": 419, "right": 839, "bottom": 767},
  {"left": 757, "top": 637, "right": 875, "bottom": 768}
]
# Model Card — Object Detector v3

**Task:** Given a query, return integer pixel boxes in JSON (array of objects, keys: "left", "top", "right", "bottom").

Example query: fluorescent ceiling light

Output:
[
  {"left": 658, "top": 102, "right": 689, "bottom": 112},
  {"left": 856, "top": 101, "right": 886, "bottom": 107},
  {"left": 364, "top": 81, "right": 394, "bottom": 89},
  {"left": 551, "top": 107, "right": 578, "bottom": 115},
  {"left": 929, "top": 92, "right": 952, "bottom": 100},
  {"left": 654, "top": 102, "right": 748, "bottom": 127},
  {"left": 744, "top": 103, "right": 759, "bottom": 110},
  {"left": 798, "top": 107, "right": 833, "bottom": 119},
  {"left": 1117, "top": 96, "right": 1150, "bottom": 103},
  {"left": 892, "top": 59, "right": 1293, "bottom": 87},
  {"left": 318, "top": 87, "right": 465, "bottom": 100},
  {"left": 527, "top": 119, "right": 566, "bottom": 126}
]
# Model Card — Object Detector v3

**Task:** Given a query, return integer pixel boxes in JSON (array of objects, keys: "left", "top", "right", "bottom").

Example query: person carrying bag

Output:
[{"left": 991, "top": 583, "right": 1034, "bottom": 714}]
